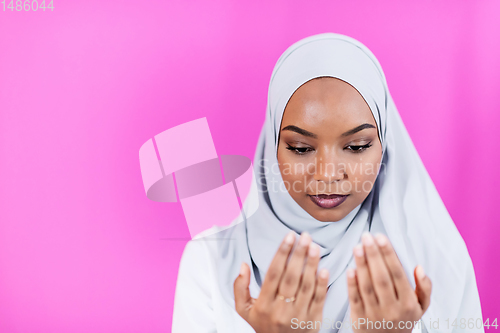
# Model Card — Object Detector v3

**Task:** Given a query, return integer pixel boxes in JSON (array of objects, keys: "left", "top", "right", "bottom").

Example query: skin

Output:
[
  {"left": 234, "top": 232, "right": 328, "bottom": 333},
  {"left": 234, "top": 77, "right": 432, "bottom": 332},
  {"left": 348, "top": 233, "right": 432, "bottom": 332},
  {"left": 276, "top": 77, "right": 382, "bottom": 222}
]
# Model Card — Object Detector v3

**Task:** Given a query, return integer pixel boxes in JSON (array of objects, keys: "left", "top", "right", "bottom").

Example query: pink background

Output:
[{"left": 1, "top": 1, "right": 499, "bottom": 332}]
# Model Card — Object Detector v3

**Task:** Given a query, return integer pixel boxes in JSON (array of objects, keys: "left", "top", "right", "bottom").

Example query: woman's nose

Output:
[{"left": 312, "top": 156, "right": 346, "bottom": 184}]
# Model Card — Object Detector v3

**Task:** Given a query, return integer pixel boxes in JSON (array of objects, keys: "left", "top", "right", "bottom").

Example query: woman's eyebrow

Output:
[
  {"left": 341, "top": 123, "right": 376, "bottom": 137},
  {"left": 281, "top": 125, "right": 318, "bottom": 139},
  {"left": 281, "top": 124, "right": 376, "bottom": 138}
]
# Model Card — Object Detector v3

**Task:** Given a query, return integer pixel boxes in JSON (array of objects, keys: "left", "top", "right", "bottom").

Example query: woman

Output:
[{"left": 171, "top": 33, "right": 483, "bottom": 333}]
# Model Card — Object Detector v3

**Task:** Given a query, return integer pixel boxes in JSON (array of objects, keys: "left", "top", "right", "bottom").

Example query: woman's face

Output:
[{"left": 277, "top": 77, "right": 383, "bottom": 222}]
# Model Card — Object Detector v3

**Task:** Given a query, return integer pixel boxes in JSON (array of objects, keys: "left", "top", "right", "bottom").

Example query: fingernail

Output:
[
  {"left": 240, "top": 263, "right": 245, "bottom": 275},
  {"left": 319, "top": 269, "right": 329, "bottom": 279},
  {"left": 353, "top": 244, "right": 364, "bottom": 257},
  {"left": 347, "top": 268, "right": 355, "bottom": 278},
  {"left": 416, "top": 265, "right": 426, "bottom": 280},
  {"left": 374, "top": 233, "right": 387, "bottom": 246},
  {"left": 308, "top": 243, "right": 319, "bottom": 257},
  {"left": 361, "top": 232, "right": 374, "bottom": 246},
  {"left": 284, "top": 231, "right": 295, "bottom": 245},
  {"left": 299, "top": 232, "right": 311, "bottom": 247}
]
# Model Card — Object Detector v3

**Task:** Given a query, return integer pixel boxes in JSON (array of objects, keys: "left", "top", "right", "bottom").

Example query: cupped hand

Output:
[
  {"left": 347, "top": 232, "right": 432, "bottom": 332},
  {"left": 234, "top": 231, "right": 329, "bottom": 333}
]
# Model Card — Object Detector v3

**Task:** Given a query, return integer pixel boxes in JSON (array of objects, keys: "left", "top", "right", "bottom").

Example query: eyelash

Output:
[
  {"left": 285, "top": 143, "right": 373, "bottom": 155},
  {"left": 286, "top": 145, "right": 313, "bottom": 155},
  {"left": 346, "top": 143, "right": 373, "bottom": 153}
]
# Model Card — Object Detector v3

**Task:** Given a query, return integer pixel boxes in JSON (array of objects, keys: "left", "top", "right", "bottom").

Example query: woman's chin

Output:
[{"left": 306, "top": 206, "right": 350, "bottom": 222}]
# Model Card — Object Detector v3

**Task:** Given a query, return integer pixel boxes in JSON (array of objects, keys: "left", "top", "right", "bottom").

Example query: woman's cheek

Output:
[
  {"left": 282, "top": 167, "right": 304, "bottom": 195},
  {"left": 356, "top": 163, "right": 378, "bottom": 194}
]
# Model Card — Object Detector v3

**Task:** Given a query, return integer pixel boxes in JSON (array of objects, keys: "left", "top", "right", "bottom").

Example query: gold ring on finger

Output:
[{"left": 277, "top": 295, "right": 296, "bottom": 303}]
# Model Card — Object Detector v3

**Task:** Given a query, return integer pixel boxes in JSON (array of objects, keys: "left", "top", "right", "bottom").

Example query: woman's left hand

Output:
[{"left": 347, "top": 232, "right": 432, "bottom": 333}]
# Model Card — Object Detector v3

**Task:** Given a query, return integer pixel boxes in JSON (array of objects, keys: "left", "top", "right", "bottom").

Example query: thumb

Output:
[
  {"left": 414, "top": 265, "right": 432, "bottom": 313},
  {"left": 234, "top": 262, "right": 254, "bottom": 319}
]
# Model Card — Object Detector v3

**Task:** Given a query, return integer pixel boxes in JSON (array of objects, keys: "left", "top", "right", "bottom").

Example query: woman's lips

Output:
[{"left": 308, "top": 194, "right": 349, "bottom": 209}]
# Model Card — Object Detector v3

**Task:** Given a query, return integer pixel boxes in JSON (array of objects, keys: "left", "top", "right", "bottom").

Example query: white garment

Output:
[{"left": 171, "top": 225, "right": 424, "bottom": 333}]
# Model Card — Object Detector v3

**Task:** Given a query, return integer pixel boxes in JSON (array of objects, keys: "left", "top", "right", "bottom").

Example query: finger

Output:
[
  {"left": 361, "top": 232, "right": 397, "bottom": 307},
  {"left": 295, "top": 242, "right": 320, "bottom": 309},
  {"left": 347, "top": 268, "right": 365, "bottom": 317},
  {"left": 277, "top": 232, "right": 311, "bottom": 299},
  {"left": 374, "top": 233, "right": 414, "bottom": 300},
  {"left": 259, "top": 231, "right": 296, "bottom": 302},
  {"left": 234, "top": 262, "right": 255, "bottom": 319},
  {"left": 308, "top": 269, "right": 329, "bottom": 315},
  {"left": 414, "top": 265, "right": 432, "bottom": 313},
  {"left": 353, "top": 243, "right": 378, "bottom": 308}
]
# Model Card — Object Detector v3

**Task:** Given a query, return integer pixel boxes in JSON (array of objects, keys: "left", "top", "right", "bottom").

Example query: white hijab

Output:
[{"left": 214, "top": 33, "right": 483, "bottom": 333}]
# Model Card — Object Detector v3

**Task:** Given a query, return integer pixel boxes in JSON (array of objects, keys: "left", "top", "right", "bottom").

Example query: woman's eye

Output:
[
  {"left": 286, "top": 144, "right": 313, "bottom": 155},
  {"left": 345, "top": 143, "right": 373, "bottom": 153}
]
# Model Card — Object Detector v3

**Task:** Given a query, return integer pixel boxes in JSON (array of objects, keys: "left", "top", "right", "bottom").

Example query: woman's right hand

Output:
[{"left": 234, "top": 231, "right": 329, "bottom": 333}]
